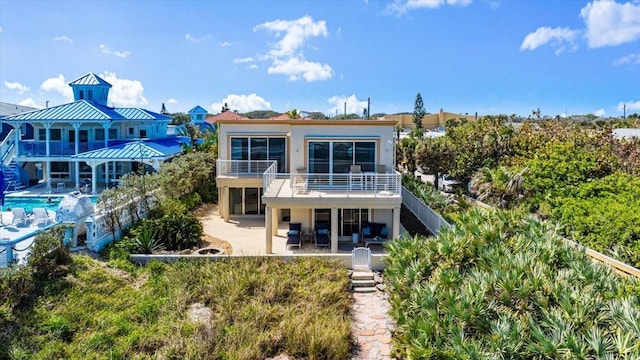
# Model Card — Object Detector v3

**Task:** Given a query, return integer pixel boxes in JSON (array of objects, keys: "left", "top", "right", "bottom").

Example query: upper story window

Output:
[
  {"left": 95, "top": 129, "right": 105, "bottom": 141},
  {"left": 79, "top": 90, "right": 84, "bottom": 100},
  {"left": 128, "top": 127, "right": 135, "bottom": 136},
  {"left": 39, "top": 128, "right": 62, "bottom": 141},
  {"left": 308, "top": 141, "right": 376, "bottom": 174},
  {"left": 197, "top": 114, "right": 203, "bottom": 120},
  {"left": 88, "top": 90, "right": 93, "bottom": 100},
  {"left": 139, "top": 129, "right": 148, "bottom": 138},
  {"left": 231, "top": 137, "right": 286, "bottom": 173},
  {"left": 109, "top": 128, "right": 118, "bottom": 139}
]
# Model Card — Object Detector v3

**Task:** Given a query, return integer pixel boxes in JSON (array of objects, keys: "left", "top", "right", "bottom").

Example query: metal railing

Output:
[
  {"left": 401, "top": 186, "right": 451, "bottom": 235},
  {"left": 1, "top": 129, "right": 16, "bottom": 165},
  {"left": 287, "top": 172, "right": 401, "bottom": 195},
  {"left": 17, "top": 141, "right": 108, "bottom": 157},
  {"left": 263, "top": 161, "right": 278, "bottom": 192},
  {"left": 217, "top": 160, "right": 277, "bottom": 177}
]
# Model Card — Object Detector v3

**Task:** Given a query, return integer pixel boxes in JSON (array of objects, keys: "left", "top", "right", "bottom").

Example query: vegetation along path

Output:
[{"left": 351, "top": 290, "right": 394, "bottom": 359}]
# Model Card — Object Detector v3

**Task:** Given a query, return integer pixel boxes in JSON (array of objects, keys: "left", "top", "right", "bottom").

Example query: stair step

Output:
[
  {"left": 351, "top": 270, "right": 374, "bottom": 280},
  {"left": 352, "top": 287, "right": 377, "bottom": 293},
  {"left": 352, "top": 279, "right": 376, "bottom": 287}
]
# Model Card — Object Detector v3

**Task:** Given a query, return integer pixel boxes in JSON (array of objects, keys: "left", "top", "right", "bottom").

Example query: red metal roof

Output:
[{"left": 205, "top": 111, "right": 249, "bottom": 123}]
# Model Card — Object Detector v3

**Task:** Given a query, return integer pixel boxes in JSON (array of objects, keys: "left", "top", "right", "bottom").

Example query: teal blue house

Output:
[{"left": 0, "top": 73, "right": 186, "bottom": 193}]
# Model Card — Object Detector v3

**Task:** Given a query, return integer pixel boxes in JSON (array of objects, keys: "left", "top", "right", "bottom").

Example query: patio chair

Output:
[
  {"left": 287, "top": 222, "right": 302, "bottom": 249},
  {"left": 352, "top": 247, "right": 371, "bottom": 271},
  {"left": 32, "top": 208, "right": 50, "bottom": 226},
  {"left": 349, "top": 165, "right": 363, "bottom": 190},
  {"left": 11, "top": 208, "right": 29, "bottom": 227},
  {"left": 315, "top": 222, "right": 330, "bottom": 248}
]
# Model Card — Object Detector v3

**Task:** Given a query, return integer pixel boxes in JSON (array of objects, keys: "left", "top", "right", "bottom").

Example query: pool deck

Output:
[{"left": 0, "top": 209, "right": 58, "bottom": 266}]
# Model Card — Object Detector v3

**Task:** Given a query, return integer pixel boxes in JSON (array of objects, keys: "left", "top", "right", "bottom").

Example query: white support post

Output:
[
  {"left": 331, "top": 207, "right": 339, "bottom": 253},
  {"left": 272, "top": 208, "right": 279, "bottom": 236},
  {"left": 222, "top": 187, "right": 229, "bottom": 222},
  {"left": 91, "top": 163, "right": 98, "bottom": 195},
  {"left": 392, "top": 206, "right": 401, "bottom": 239},
  {"left": 265, "top": 206, "right": 273, "bottom": 254},
  {"left": 73, "top": 123, "right": 81, "bottom": 189}
]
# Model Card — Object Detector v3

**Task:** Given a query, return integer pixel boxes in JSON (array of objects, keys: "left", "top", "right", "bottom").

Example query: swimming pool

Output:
[{"left": 3, "top": 196, "right": 98, "bottom": 213}]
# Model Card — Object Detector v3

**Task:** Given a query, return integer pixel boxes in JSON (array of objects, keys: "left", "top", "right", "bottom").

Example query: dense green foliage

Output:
[
  {"left": 385, "top": 208, "right": 640, "bottom": 359},
  {"left": 1, "top": 256, "right": 352, "bottom": 359},
  {"left": 399, "top": 117, "right": 640, "bottom": 265}
]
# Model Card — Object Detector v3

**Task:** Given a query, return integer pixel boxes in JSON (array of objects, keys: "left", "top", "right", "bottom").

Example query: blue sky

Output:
[{"left": 0, "top": 0, "right": 639, "bottom": 118}]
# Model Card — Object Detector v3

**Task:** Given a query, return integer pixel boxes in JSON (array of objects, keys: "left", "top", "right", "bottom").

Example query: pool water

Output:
[{"left": 3, "top": 196, "right": 98, "bottom": 213}]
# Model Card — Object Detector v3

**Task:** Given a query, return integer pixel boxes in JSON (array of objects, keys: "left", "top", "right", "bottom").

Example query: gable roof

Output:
[
  {"left": 72, "top": 138, "right": 185, "bottom": 161},
  {"left": 69, "top": 73, "right": 112, "bottom": 87},
  {"left": 188, "top": 105, "right": 208, "bottom": 114},
  {"left": 205, "top": 111, "right": 249, "bottom": 124},
  {"left": 0, "top": 102, "right": 38, "bottom": 117}
]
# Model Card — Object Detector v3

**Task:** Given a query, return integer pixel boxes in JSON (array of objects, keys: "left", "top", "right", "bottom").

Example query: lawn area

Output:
[{"left": 1, "top": 256, "right": 352, "bottom": 359}]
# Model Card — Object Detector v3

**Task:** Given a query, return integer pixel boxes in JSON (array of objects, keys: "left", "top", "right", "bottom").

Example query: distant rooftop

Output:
[{"left": 0, "top": 101, "right": 38, "bottom": 117}]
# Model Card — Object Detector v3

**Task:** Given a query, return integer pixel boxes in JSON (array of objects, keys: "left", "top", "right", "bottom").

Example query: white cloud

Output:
[
  {"left": 18, "top": 98, "right": 41, "bottom": 108},
  {"left": 326, "top": 94, "right": 368, "bottom": 116},
  {"left": 254, "top": 15, "right": 328, "bottom": 57},
  {"left": 233, "top": 56, "right": 256, "bottom": 64},
  {"left": 268, "top": 57, "right": 333, "bottom": 82},
  {"left": 99, "top": 71, "right": 147, "bottom": 107},
  {"left": 248, "top": 64, "right": 258, "bottom": 70},
  {"left": 40, "top": 74, "right": 73, "bottom": 102},
  {"left": 53, "top": 35, "right": 73, "bottom": 44},
  {"left": 185, "top": 33, "right": 212, "bottom": 43},
  {"left": 250, "top": 15, "right": 333, "bottom": 82},
  {"left": 580, "top": 0, "right": 640, "bottom": 48},
  {"left": 617, "top": 100, "right": 640, "bottom": 112},
  {"left": 593, "top": 108, "right": 606, "bottom": 117},
  {"left": 99, "top": 44, "right": 131, "bottom": 58},
  {"left": 4, "top": 81, "right": 30, "bottom": 94},
  {"left": 219, "top": 41, "right": 232, "bottom": 47},
  {"left": 167, "top": 98, "right": 178, "bottom": 104},
  {"left": 210, "top": 94, "right": 271, "bottom": 113},
  {"left": 613, "top": 53, "right": 640, "bottom": 66},
  {"left": 0, "top": 26, "right": 2, "bottom": 32},
  {"left": 520, "top": 27, "right": 579, "bottom": 52},
  {"left": 386, "top": 0, "right": 473, "bottom": 15}
]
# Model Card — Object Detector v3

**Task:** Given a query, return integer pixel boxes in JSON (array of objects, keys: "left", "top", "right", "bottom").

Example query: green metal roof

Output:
[
  {"left": 72, "top": 141, "right": 169, "bottom": 161},
  {"left": 69, "top": 73, "right": 112, "bottom": 87}
]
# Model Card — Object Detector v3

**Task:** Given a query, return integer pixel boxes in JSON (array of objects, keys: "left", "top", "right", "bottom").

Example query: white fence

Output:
[{"left": 401, "top": 186, "right": 451, "bottom": 236}]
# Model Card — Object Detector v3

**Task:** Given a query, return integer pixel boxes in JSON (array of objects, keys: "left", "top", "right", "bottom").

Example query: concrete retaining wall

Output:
[{"left": 130, "top": 253, "right": 388, "bottom": 271}]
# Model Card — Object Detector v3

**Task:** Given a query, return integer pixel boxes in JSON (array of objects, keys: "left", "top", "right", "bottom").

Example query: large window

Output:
[
  {"left": 50, "top": 161, "right": 70, "bottom": 179},
  {"left": 39, "top": 129, "right": 62, "bottom": 141},
  {"left": 308, "top": 141, "right": 376, "bottom": 174},
  {"left": 230, "top": 137, "right": 286, "bottom": 172}
]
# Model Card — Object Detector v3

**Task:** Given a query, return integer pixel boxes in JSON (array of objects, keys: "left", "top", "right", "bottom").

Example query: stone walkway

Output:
[{"left": 351, "top": 290, "right": 394, "bottom": 359}]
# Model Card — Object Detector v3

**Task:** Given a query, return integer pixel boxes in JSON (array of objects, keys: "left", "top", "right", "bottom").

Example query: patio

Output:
[
  {"left": 198, "top": 206, "right": 406, "bottom": 256},
  {"left": 0, "top": 209, "right": 58, "bottom": 266}
]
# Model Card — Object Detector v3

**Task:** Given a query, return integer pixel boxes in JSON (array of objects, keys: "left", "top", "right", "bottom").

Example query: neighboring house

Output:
[
  {"left": 0, "top": 102, "right": 37, "bottom": 142},
  {"left": 216, "top": 117, "right": 402, "bottom": 253},
  {"left": 382, "top": 108, "right": 479, "bottom": 130},
  {"left": 205, "top": 109, "right": 249, "bottom": 125},
  {"left": 0, "top": 72, "right": 185, "bottom": 193},
  {"left": 187, "top": 105, "right": 215, "bottom": 133}
]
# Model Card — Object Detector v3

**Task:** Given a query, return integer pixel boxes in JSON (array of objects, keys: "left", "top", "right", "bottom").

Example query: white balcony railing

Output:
[
  {"left": 286, "top": 171, "right": 401, "bottom": 195},
  {"left": 217, "top": 160, "right": 277, "bottom": 177}
]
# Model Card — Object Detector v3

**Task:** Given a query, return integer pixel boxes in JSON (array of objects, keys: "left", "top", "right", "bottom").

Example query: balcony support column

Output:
[
  {"left": 102, "top": 121, "right": 110, "bottom": 149},
  {"left": 72, "top": 123, "right": 82, "bottom": 188},
  {"left": 14, "top": 126, "right": 20, "bottom": 157},
  {"left": 265, "top": 206, "right": 273, "bottom": 254},
  {"left": 331, "top": 207, "right": 338, "bottom": 253},
  {"left": 222, "top": 186, "right": 229, "bottom": 222},
  {"left": 392, "top": 206, "right": 401, "bottom": 239},
  {"left": 272, "top": 208, "right": 279, "bottom": 236},
  {"left": 44, "top": 122, "right": 52, "bottom": 188}
]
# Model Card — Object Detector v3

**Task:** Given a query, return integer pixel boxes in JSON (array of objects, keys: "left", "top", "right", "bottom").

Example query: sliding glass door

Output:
[{"left": 308, "top": 140, "right": 376, "bottom": 174}]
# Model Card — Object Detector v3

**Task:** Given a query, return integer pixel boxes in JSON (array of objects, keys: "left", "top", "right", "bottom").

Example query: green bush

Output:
[
  {"left": 385, "top": 208, "right": 640, "bottom": 359},
  {"left": 152, "top": 213, "right": 202, "bottom": 251},
  {"left": 179, "top": 192, "right": 202, "bottom": 211}
]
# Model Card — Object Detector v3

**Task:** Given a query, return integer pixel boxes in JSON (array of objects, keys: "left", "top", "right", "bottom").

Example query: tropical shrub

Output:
[
  {"left": 402, "top": 175, "right": 451, "bottom": 212},
  {"left": 151, "top": 213, "right": 202, "bottom": 251},
  {"left": 385, "top": 208, "right": 640, "bottom": 359}
]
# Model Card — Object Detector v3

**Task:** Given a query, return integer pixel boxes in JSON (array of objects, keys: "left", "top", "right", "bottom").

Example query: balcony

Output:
[
  {"left": 17, "top": 141, "right": 113, "bottom": 157},
  {"left": 217, "top": 160, "right": 277, "bottom": 178}
]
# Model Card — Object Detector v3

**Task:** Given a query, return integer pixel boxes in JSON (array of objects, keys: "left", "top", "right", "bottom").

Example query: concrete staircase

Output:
[{"left": 351, "top": 270, "right": 377, "bottom": 293}]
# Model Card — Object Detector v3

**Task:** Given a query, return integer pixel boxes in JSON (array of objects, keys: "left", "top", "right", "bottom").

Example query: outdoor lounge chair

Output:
[
  {"left": 287, "top": 222, "right": 302, "bottom": 249},
  {"left": 11, "top": 208, "right": 29, "bottom": 227},
  {"left": 349, "top": 165, "right": 363, "bottom": 190},
  {"left": 315, "top": 222, "right": 330, "bottom": 248},
  {"left": 32, "top": 208, "right": 50, "bottom": 226}
]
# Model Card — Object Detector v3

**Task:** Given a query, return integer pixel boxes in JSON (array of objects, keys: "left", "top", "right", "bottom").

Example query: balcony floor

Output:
[{"left": 264, "top": 179, "right": 401, "bottom": 200}]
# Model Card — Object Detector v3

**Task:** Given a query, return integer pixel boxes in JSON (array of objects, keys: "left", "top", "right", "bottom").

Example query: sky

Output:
[{"left": 0, "top": 0, "right": 639, "bottom": 118}]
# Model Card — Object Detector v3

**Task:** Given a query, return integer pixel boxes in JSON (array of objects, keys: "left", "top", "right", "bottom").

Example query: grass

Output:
[{"left": 1, "top": 256, "right": 352, "bottom": 359}]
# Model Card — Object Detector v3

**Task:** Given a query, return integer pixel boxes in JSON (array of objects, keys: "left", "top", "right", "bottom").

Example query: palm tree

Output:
[{"left": 471, "top": 166, "right": 528, "bottom": 208}]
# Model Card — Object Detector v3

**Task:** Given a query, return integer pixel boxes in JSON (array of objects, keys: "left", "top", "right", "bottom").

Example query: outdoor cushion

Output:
[
  {"left": 288, "top": 230, "right": 299, "bottom": 235},
  {"left": 362, "top": 227, "right": 371, "bottom": 236},
  {"left": 380, "top": 227, "right": 388, "bottom": 237},
  {"left": 318, "top": 229, "right": 329, "bottom": 235}
]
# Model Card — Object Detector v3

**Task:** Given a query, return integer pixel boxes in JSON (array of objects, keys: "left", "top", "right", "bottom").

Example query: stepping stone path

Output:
[{"left": 351, "top": 271, "right": 395, "bottom": 359}]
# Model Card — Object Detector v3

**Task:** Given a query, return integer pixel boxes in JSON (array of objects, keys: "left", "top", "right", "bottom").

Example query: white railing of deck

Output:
[
  {"left": 217, "top": 160, "right": 276, "bottom": 177},
  {"left": 262, "top": 161, "right": 278, "bottom": 193},
  {"left": 277, "top": 170, "right": 401, "bottom": 197}
]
